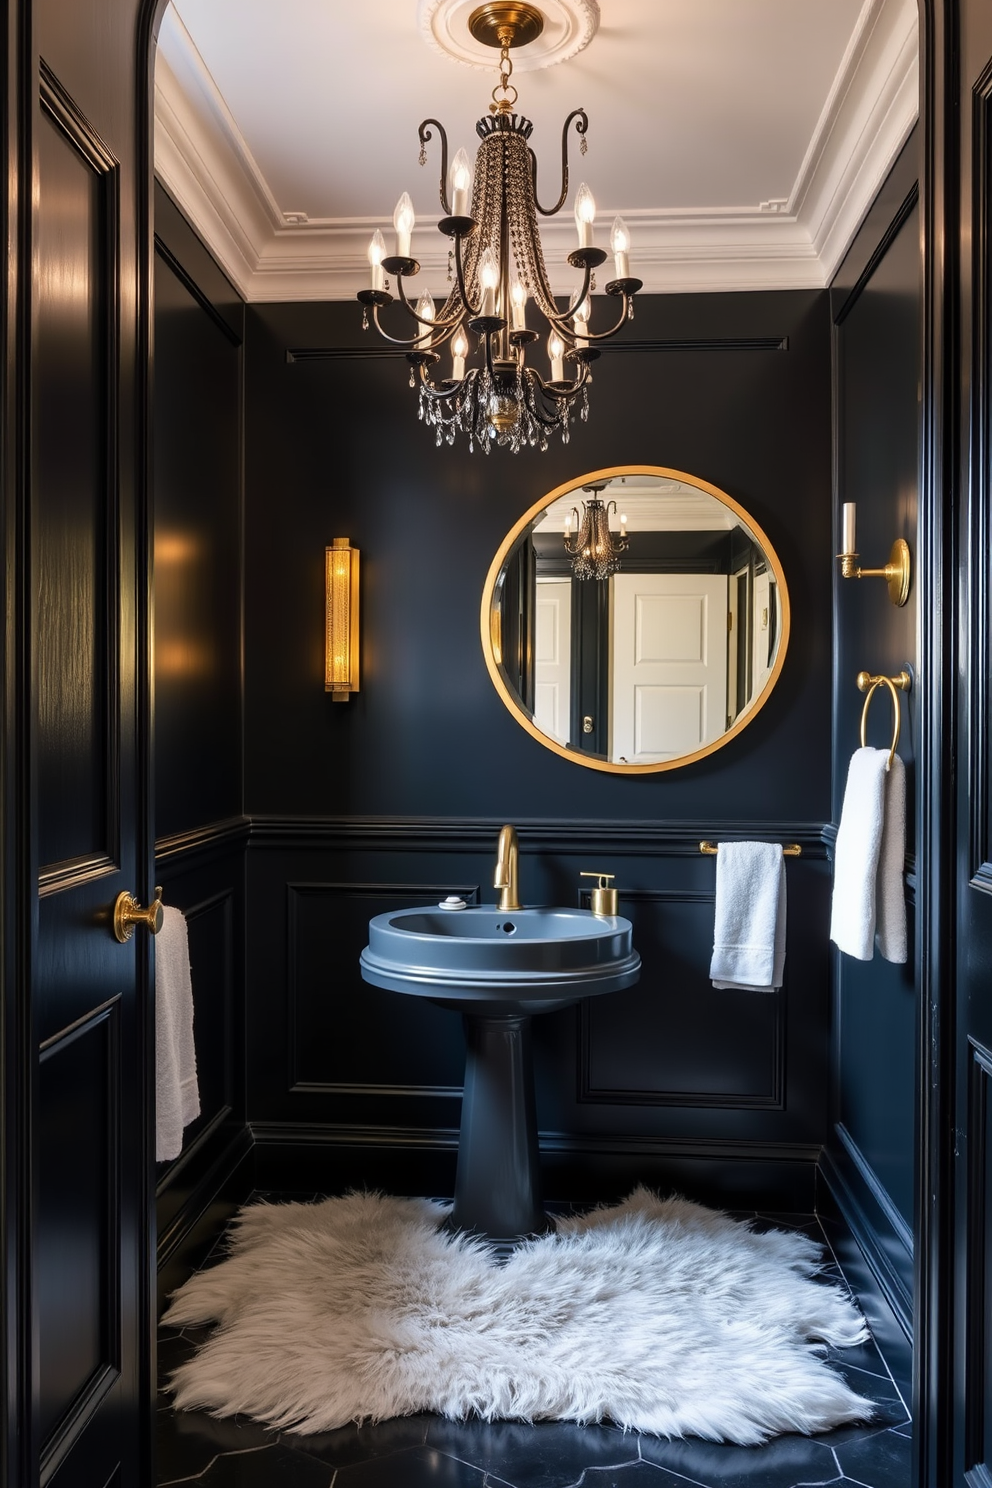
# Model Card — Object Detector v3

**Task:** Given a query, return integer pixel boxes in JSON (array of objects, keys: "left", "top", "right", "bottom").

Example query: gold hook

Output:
[{"left": 857, "top": 670, "right": 911, "bottom": 769}]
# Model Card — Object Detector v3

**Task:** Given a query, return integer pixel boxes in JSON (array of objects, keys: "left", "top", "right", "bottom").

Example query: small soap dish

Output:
[{"left": 439, "top": 896, "right": 468, "bottom": 910}]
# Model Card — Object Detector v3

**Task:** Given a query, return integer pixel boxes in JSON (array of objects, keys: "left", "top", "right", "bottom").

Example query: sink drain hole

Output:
[{"left": 498, "top": 921, "right": 517, "bottom": 935}]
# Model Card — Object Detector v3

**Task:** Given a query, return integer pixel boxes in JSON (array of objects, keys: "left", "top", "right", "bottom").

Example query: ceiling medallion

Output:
[
  {"left": 358, "top": 0, "right": 640, "bottom": 454},
  {"left": 417, "top": 0, "right": 599, "bottom": 73}
]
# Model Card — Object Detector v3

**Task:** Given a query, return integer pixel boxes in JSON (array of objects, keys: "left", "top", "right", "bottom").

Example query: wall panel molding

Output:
[
  {"left": 251, "top": 815, "right": 829, "bottom": 857},
  {"left": 821, "top": 1124, "right": 914, "bottom": 1337},
  {"left": 966, "top": 1040, "right": 992, "bottom": 1476}
]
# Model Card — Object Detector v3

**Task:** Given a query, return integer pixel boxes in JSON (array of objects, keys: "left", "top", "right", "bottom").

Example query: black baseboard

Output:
[
  {"left": 248, "top": 1122, "right": 820, "bottom": 1212},
  {"left": 156, "top": 1122, "right": 254, "bottom": 1311},
  {"left": 817, "top": 1129, "right": 914, "bottom": 1402}
]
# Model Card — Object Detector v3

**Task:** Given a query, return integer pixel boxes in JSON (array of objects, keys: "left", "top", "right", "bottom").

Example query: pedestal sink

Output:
[{"left": 360, "top": 905, "right": 641, "bottom": 1245}]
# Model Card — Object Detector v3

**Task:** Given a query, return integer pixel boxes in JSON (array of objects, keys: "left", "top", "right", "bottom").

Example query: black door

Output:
[
  {"left": 2, "top": 0, "right": 156, "bottom": 1482},
  {"left": 952, "top": 2, "right": 992, "bottom": 1480}
]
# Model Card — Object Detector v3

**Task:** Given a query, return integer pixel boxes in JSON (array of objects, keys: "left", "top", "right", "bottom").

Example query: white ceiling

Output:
[{"left": 153, "top": 0, "right": 918, "bottom": 303}]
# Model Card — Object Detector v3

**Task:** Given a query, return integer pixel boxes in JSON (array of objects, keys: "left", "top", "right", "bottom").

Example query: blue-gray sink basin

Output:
[{"left": 360, "top": 905, "right": 641, "bottom": 1014}]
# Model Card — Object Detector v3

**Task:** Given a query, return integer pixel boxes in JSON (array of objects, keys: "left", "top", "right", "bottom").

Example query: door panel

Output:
[{"left": 27, "top": 50, "right": 150, "bottom": 1488}]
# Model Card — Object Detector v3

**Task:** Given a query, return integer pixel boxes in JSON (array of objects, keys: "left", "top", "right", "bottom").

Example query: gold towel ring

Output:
[{"left": 857, "top": 670, "right": 911, "bottom": 769}]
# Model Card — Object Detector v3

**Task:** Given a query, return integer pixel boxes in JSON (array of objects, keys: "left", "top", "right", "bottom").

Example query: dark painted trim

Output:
[
  {"left": 155, "top": 1126, "right": 254, "bottom": 1312},
  {"left": 833, "top": 183, "right": 921, "bottom": 326},
  {"left": 247, "top": 815, "right": 829, "bottom": 857},
  {"left": 286, "top": 336, "right": 791, "bottom": 364},
  {"left": 822, "top": 1126, "right": 914, "bottom": 1326},
  {"left": 816, "top": 1165, "right": 914, "bottom": 1406},
  {"left": 153, "top": 236, "right": 242, "bottom": 347},
  {"left": 916, "top": 2, "right": 958, "bottom": 1482},
  {"left": 154, "top": 815, "right": 250, "bottom": 866}
]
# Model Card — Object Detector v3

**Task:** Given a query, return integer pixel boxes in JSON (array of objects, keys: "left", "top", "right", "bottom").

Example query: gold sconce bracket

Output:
[{"left": 838, "top": 538, "right": 911, "bottom": 607}]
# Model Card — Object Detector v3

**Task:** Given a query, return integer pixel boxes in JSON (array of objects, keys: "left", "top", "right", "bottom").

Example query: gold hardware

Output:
[
  {"left": 113, "top": 886, "right": 164, "bottom": 943},
  {"left": 580, "top": 871, "right": 618, "bottom": 916},
  {"left": 325, "top": 538, "right": 360, "bottom": 701},
  {"left": 582, "top": 716, "right": 594, "bottom": 734},
  {"left": 468, "top": 3, "right": 545, "bottom": 50},
  {"left": 494, "top": 823, "right": 521, "bottom": 911},
  {"left": 857, "top": 669, "right": 912, "bottom": 769},
  {"left": 838, "top": 538, "right": 911, "bottom": 607},
  {"left": 699, "top": 842, "right": 801, "bottom": 857}
]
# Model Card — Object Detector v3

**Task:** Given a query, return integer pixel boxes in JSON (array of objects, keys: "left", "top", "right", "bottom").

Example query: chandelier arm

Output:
[
  {"left": 418, "top": 119, "right": 451, "bottom": 215},
  {"left": 369, "top": 303, "right": 447, "bottom": 349},
  {"left": 390, "top": 270, "right": 462, "bottom": 334},
  {"left": 529, "top": 109, "right": 588, "bottom": 216},
  {"left": 573, "top": 294, "right": 634, "bottom": 342},
  {"left": 418, "top": 364, "right": 470, "bottom": 403}
]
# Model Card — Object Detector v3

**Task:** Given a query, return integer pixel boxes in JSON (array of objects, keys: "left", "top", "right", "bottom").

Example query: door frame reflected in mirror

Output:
[{"left": 480, "top": 465, "right": 791, "bottom": 775}]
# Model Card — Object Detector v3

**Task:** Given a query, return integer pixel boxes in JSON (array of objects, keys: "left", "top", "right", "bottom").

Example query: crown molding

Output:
[{"left": 152, "top": 0, "right": 919, "bottom": 304}]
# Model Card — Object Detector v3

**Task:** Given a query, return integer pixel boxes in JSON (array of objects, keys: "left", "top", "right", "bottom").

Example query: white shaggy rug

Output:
[{"left": 163, "top": 1187, "right": 874, "bottom": 1444}]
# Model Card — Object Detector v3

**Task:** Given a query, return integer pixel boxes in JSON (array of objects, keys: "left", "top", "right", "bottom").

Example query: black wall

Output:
[
  {"left": 824, "top": 133, "right": 920, "bottom": 1347},
  {"left": 241, "top": 288, "right": 837, "bottom": 1206},
  {"left": 152, "top": 185, "right": 250, "bottom": 1292}
]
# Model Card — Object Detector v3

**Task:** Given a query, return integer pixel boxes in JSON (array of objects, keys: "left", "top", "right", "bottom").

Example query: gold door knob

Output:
[{"left": 113, "top": 886, "right": 164, "bottom": 943}]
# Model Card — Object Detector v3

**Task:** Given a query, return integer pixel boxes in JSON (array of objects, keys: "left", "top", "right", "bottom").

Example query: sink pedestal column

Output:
[{"left": 446, "top": 1012, "right": 553, "bottom": 1244}]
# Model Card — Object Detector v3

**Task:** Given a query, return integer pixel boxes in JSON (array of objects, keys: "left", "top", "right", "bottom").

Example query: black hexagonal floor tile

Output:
[{"left": 426, "top": 1417, "right": 640, "bottom": 1488}]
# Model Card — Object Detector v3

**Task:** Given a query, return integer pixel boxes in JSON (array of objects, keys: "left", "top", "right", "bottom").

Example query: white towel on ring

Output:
[
  {"left": 830, "top": 747, "right": 907, "bottom": 963},
  {"left": 155, "top": 904, "right": 200, "bottom": 1162},
  {"left": 709, "top": 841, "right": 786, "bottom": 992}
]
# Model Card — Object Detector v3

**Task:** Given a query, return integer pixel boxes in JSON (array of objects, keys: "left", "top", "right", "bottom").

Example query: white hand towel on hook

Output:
[
  {"left": 155, "top": 904, "right": 200, "bottom": 1162},
  {"left": 709, "top": 841, "right": 786, "bottom": 992},
  {"left": 830, "top": 747, "right": 906, "bottom": 962}
]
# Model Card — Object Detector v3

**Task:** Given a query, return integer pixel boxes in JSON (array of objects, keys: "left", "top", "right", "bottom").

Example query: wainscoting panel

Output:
[
  {"left": 247, "top": 820, "right": 830, "bottom": 1207},
  {"left": 578, "top": 890, "right": 783, "bottom": 1108},
  {"left": 287, "top": 882, "right": 473, "bottom": 1095}
]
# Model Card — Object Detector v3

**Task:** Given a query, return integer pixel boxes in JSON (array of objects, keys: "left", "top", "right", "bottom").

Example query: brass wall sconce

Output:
[
  {"left": 837, "top": 502, "right": 911, "bottom": 607},
  {"left": 325, "top": 538, "right": 360, "bottom": 701}
]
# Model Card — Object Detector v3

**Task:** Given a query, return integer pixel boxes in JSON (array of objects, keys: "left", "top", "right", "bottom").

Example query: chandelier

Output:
[
  {"left": 357, "top": 1, "right": 642, "bottom": 454},
  {"left": 563, "top": 482, "right": 628, "bottom": 579}
]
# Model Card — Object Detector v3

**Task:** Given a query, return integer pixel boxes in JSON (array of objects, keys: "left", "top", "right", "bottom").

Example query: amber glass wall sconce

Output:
[
  {"left": 838, "top": 502, "right": 911, "bottom": 607},
  {"left": 325, "top": 538, "right": 360, "bottom": 701}
]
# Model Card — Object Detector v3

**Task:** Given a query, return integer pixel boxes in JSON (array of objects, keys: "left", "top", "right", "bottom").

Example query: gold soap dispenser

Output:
[{"left": 581, "top": 872, "right": 618, "bottom": 917}]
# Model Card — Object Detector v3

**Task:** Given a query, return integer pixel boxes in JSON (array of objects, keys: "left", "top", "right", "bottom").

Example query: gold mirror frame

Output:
[{"left": 480, "top": 464, "right": 791, "bottom": 775}]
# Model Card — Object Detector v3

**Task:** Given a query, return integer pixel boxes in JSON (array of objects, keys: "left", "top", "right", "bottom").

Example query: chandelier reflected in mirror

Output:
[
  {"left": 564, "top": 482, "right": 629, "bottom": 579},
  {"left": 357, "top": 1, "right": 642, "bottom": 453}
]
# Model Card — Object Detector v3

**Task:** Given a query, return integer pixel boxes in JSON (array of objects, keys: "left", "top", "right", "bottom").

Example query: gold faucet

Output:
[{"left": 494, "top": 824, "right": 521, "bottom": 911}]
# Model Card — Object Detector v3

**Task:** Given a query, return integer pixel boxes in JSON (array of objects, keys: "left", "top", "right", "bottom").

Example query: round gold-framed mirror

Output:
[{"left": 480, "top": 465, "right": 791, "bottom": 774}]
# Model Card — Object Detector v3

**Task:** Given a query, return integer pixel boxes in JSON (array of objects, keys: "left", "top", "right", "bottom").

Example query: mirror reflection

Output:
[{"left": 482, "top": 467, "right": 790, "bottom": 774}]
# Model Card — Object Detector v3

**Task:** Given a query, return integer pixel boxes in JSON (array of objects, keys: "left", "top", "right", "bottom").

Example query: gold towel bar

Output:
[
  {"left": 699, "top": 841, "right": 802, "bottom": 857},
  {"left": 857, "top": 669, "right": 911, "bottom": 768}
]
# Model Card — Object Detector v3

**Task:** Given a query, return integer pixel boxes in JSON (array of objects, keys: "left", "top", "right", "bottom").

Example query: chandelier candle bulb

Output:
[
  {"left": 451, "top": 325, "right": 469, "bottom": 381},
  {"left": 450, "top": 148, "right": 472, "bottom": 217},
  {"left": 610, "top": 216, "right": 630, "bottom": 279},
  {"left": 575, "top": 182, "right": 596, "bottom": 248},
  {"left": 479, "top": 246, "right": 500, "bottom": 318},
  {"left": 510, "top": 278, "right": 528, "bottom": 330},
  {"left": 573, "top": 292, "right": 591, "bottom": 348},
  {"left": 842, "top": 502, "right": 857, "bottom": 553},
  {"left": 415, "top": 293, "right": 435, "bottom": 347},
  {"left": 548, "top": 329, "right": 565, "bottom": 383},
  {"left": 393, "top": 192, "right": 415, "bottom": 258},
  {"left": 368, "top": 228, "right": 386, "bottom": 291}
]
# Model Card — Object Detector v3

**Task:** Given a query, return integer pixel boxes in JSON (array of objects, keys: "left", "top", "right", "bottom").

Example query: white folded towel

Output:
[
  {"left": 155, "top": 904, "right": 200, "bottom": 1163},
  {"left": 830, "top": 747, "right": 907, "bottom": 963},
  {"left": 709, "top": 841, "right": 786, "bottom": 992}
]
